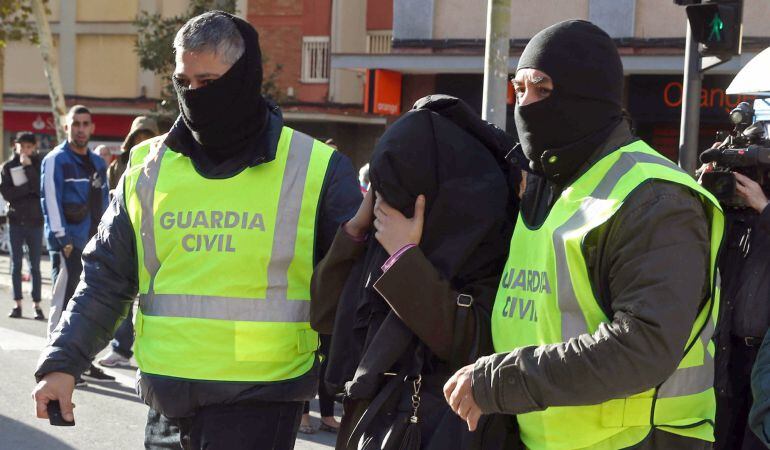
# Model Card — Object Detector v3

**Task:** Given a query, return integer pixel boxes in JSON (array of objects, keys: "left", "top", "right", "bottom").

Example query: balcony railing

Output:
[
  {"left": 366, "top": 30, "right": 393, "bottom": 54},
  {"left": 301, "top": 36, "right": 330, "bottom": 83}
]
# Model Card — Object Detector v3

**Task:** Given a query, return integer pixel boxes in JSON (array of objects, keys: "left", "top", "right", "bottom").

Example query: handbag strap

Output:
[
  {"left": 346, "top": 366, "right": 409, "bottom": 450},
  {"left": 451, "top": 293, "right": 475, "bottom": 369},
  {"left": 346, "top": 344, "right": 426, "bottom": 450}
]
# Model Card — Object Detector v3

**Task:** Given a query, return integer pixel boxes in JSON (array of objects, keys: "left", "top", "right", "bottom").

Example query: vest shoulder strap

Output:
[{"left": 600, "top": 140, "right": 723, "bottom": 214}]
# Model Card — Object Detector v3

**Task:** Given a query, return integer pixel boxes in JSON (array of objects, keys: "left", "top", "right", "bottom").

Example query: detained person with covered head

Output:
[
  {"left": 444, "top": 20, "right": 725, "bottom": 450},
  {"left": 32, "top": 10, "right": 361, "bottom": 450},
  {"left": 309, "top": 94, "right": 523, "bottom": 449}
]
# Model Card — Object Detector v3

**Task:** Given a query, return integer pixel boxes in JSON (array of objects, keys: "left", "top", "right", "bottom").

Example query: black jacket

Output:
[
  {"left": 0, "top": 153, "right": 44, "bottom": 227},
  {"left": 715, "top": 206, "right": 770, "bottom": 397},
  {"left": 750, "top": 324, "right": 770, "bottom": 445},
  {"left": 34, "top": 106, "right": 362, "bottom": 418}
]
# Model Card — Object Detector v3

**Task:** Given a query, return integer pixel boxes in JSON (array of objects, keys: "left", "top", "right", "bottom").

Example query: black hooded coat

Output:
[{"left": 325, "top": 96, "right": 520, "bottom": 449}]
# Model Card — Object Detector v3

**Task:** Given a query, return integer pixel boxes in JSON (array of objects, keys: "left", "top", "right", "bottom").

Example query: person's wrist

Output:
[
  {"left": 758, "top": 199, "right": 770, "bottom": 214},
  {"left": 343, "top": 220, "right": 367, "bottom": 239}
]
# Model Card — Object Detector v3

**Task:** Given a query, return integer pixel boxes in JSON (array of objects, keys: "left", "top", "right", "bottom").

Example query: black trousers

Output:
[
  {"left": 715, "top": 337, "right": 766, "bottom": 450},
  {"left": 304, "top": 334, "right": 335, "bottom": 417},
  {"left": 145, "top": 402, "right": 303, "bottom": 450}
]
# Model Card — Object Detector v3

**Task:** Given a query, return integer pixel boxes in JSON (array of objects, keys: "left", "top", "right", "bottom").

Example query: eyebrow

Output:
[
  {"left": 513, "top": 75, "right": 552, "bottom": 85},
  {"left": 173, "top": 72, "right": 216, "bottom": 77}
]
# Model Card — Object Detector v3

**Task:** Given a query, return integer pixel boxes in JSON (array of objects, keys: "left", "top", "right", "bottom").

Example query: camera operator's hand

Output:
[
  {"left": 696, "top": 142, "right": 723, "bottom": 181},
  {"left": 735, "top": 172, "right": 770, "bottom": 213},
  {"left": 697, "top": 163, "right": 714, "bottom": 182}
]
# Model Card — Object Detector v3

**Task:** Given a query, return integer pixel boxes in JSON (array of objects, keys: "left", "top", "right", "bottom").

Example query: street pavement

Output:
[{"left": 0, "top": 253, "right": 337, "bottom": 449}]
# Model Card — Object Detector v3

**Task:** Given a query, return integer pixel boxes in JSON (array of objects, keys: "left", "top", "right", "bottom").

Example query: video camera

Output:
[{"left": 699, "top": 100, "right": 770, "bottom": 208}]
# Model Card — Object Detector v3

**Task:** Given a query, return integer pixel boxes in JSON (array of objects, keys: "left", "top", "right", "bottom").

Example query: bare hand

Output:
[
  {"left": 32, "top": 372, "right": 76, "bottom": 422},
  {"left": 343, "top": 189, "right": 374, "bottom": 239},
  {"left": 62, "top": 245, "right": 74, "bottom": 259},
  {"left": 20, "top": 153, "right": 32, "bottom": 166},
  {"left": 735, "top": 172, "right": 769, "bottom": 213},
  {"left": 373, "top": 193, "right": 425, "bottom": 255},
  {"left": 443, "top": 364, "right": 483, "bottom": 431}
]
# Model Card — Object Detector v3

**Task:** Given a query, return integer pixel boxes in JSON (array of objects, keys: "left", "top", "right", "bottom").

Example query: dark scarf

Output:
[
  {"left": 173, "top": 11, "right": 267, "bottom": 164},
  {"left": 514, "top": 20, "right": 623, "bottom": 185}
]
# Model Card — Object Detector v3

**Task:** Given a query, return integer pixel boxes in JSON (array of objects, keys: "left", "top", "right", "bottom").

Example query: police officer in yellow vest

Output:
[
  {"left": 444, "top": 21, "right": 724, "bottom": 449},
  {"left": 32, "top": 11, "right": 360, "bottom": 449}
]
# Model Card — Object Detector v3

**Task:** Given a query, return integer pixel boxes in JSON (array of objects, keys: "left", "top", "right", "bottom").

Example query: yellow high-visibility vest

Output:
[
  {"left": 491, "top": 140, "right": 724, "bottom": 449},
  {"left": 123, "top": 127, "right": 334, "bottom": 382}
]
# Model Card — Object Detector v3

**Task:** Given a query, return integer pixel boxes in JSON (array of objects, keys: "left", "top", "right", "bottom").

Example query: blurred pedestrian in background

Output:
[
  {"left": 107, "top": 115, "right": 159, "bottom": 192},
  {"left": 95, "top": 144, "right": 113, "bottom": 167},
  {"left": 41, "top": 105, "right": 113, "bottom": 385},
  {"left": 98, "top": 115, "right": 160, "bottom": 369},
  {"left": 358, "top": 163, "right": 369, "bottom": 194},
  {"left": 299, "top": 334, "right": 341, "bottom": 435},
  {"left": 1, "top": 131, "right": 45, "bottom": 321}
]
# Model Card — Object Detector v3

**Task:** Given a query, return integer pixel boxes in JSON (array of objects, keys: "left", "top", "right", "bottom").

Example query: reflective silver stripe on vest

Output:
[
  {"left": 135, "top": 141, "right": 167, "bottom": 294},
  {"left": 553, "top": 151, "right": 680, "bottom": 339},
  {"left": 139, "top": 293, "right": 310, "bottom": 322},
  {"left": 136, "top": 130, "right": 315, "bottom": 323},
  {"left": 553, "top": 150, "right": 715, "bottom": 398},
  {"left": 657, "top": 315, "right": 716, "bottom": 398},
  {"left": 266, "top": 131, "right": 313, "bottom": 304}
]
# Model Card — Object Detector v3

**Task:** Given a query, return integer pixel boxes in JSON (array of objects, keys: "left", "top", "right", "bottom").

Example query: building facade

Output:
[
  {"left": 333, "top": 0, "right": 770, "bottom": 160},
  {"left": 247, "top": 0, "right": 389, "bottom": 168},
  {"left": 3, "top": 0, "right": 389, "bottom": 167},
  {"left": 2, "top": 0, "right": 249, "bottom": 158},
  {"left": 6, "top": 1, "right": 767, "bottom": 165}
]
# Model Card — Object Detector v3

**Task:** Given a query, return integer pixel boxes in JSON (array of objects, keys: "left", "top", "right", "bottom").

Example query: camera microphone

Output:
[{"left": 700, "top": 148, "right": 722, "bottom": 164}]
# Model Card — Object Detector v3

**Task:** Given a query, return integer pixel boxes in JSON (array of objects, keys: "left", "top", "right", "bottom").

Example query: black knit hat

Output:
[{"left": 15, "top": 131, "right": 36, "bottom": 145}]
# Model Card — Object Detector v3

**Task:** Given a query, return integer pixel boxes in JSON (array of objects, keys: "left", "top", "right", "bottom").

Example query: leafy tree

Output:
[
  {"left": 135, "top": 0, "right": 282, "bottom": 125},
  {"left": 0, "top": 0, "right": 48, "bottom": 155}
]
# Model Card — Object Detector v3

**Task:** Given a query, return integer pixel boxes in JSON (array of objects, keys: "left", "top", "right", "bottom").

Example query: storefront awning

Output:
[
  {"left": 3, "top": 110, "right": 137, "bottom": 139},
  {"left": 332, "top": 52, "right": 759, "bottom": 76}
]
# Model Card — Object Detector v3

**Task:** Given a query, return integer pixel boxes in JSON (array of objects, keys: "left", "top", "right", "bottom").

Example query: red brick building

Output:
[{"left": 248, "top": 0, "right": 388, "bottom": 167}]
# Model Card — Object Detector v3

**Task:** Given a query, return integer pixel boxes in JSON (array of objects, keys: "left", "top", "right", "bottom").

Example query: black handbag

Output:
[
  {"left": 346, "top": 293, "right": 477, "bottom": 450},
  {"left": 346, "top": 345, "right": 425, "bottom": 450}
]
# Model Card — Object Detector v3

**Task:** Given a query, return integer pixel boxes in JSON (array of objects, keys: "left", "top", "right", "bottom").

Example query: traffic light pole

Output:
[
  {"left": 482, "top": 0, "right": 511, "bottom": 131},
  {"left": 678, "top": 21, "right": 703, "bottom": 176}
]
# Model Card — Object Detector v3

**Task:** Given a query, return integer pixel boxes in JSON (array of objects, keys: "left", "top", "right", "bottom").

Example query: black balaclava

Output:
[
  {"left": 515, "top": 20, "right": 623, "bottom": 184},
  {"left": 173, "top": 11, "right": 267, "bottom": 163}
]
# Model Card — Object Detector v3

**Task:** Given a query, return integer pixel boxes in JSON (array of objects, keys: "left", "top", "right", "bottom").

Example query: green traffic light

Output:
[{"left": 708, "top": 12, "right": 724, "bottom": 42}]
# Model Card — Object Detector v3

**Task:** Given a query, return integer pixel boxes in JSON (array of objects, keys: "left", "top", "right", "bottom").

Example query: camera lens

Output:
[{"left": 730, "top": 110, "right": 744, "bottom": 125}]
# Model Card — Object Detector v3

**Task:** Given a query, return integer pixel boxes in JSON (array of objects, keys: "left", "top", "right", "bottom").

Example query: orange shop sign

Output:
[
  {"left": 365, "top": 69, "right": 402, "bottom": 116},
  {"left": 627, "top": 75, "right": 756, "bottom": 123},
  {"left": 662, "top": 80, "right": 756, "bottom": 113}
]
